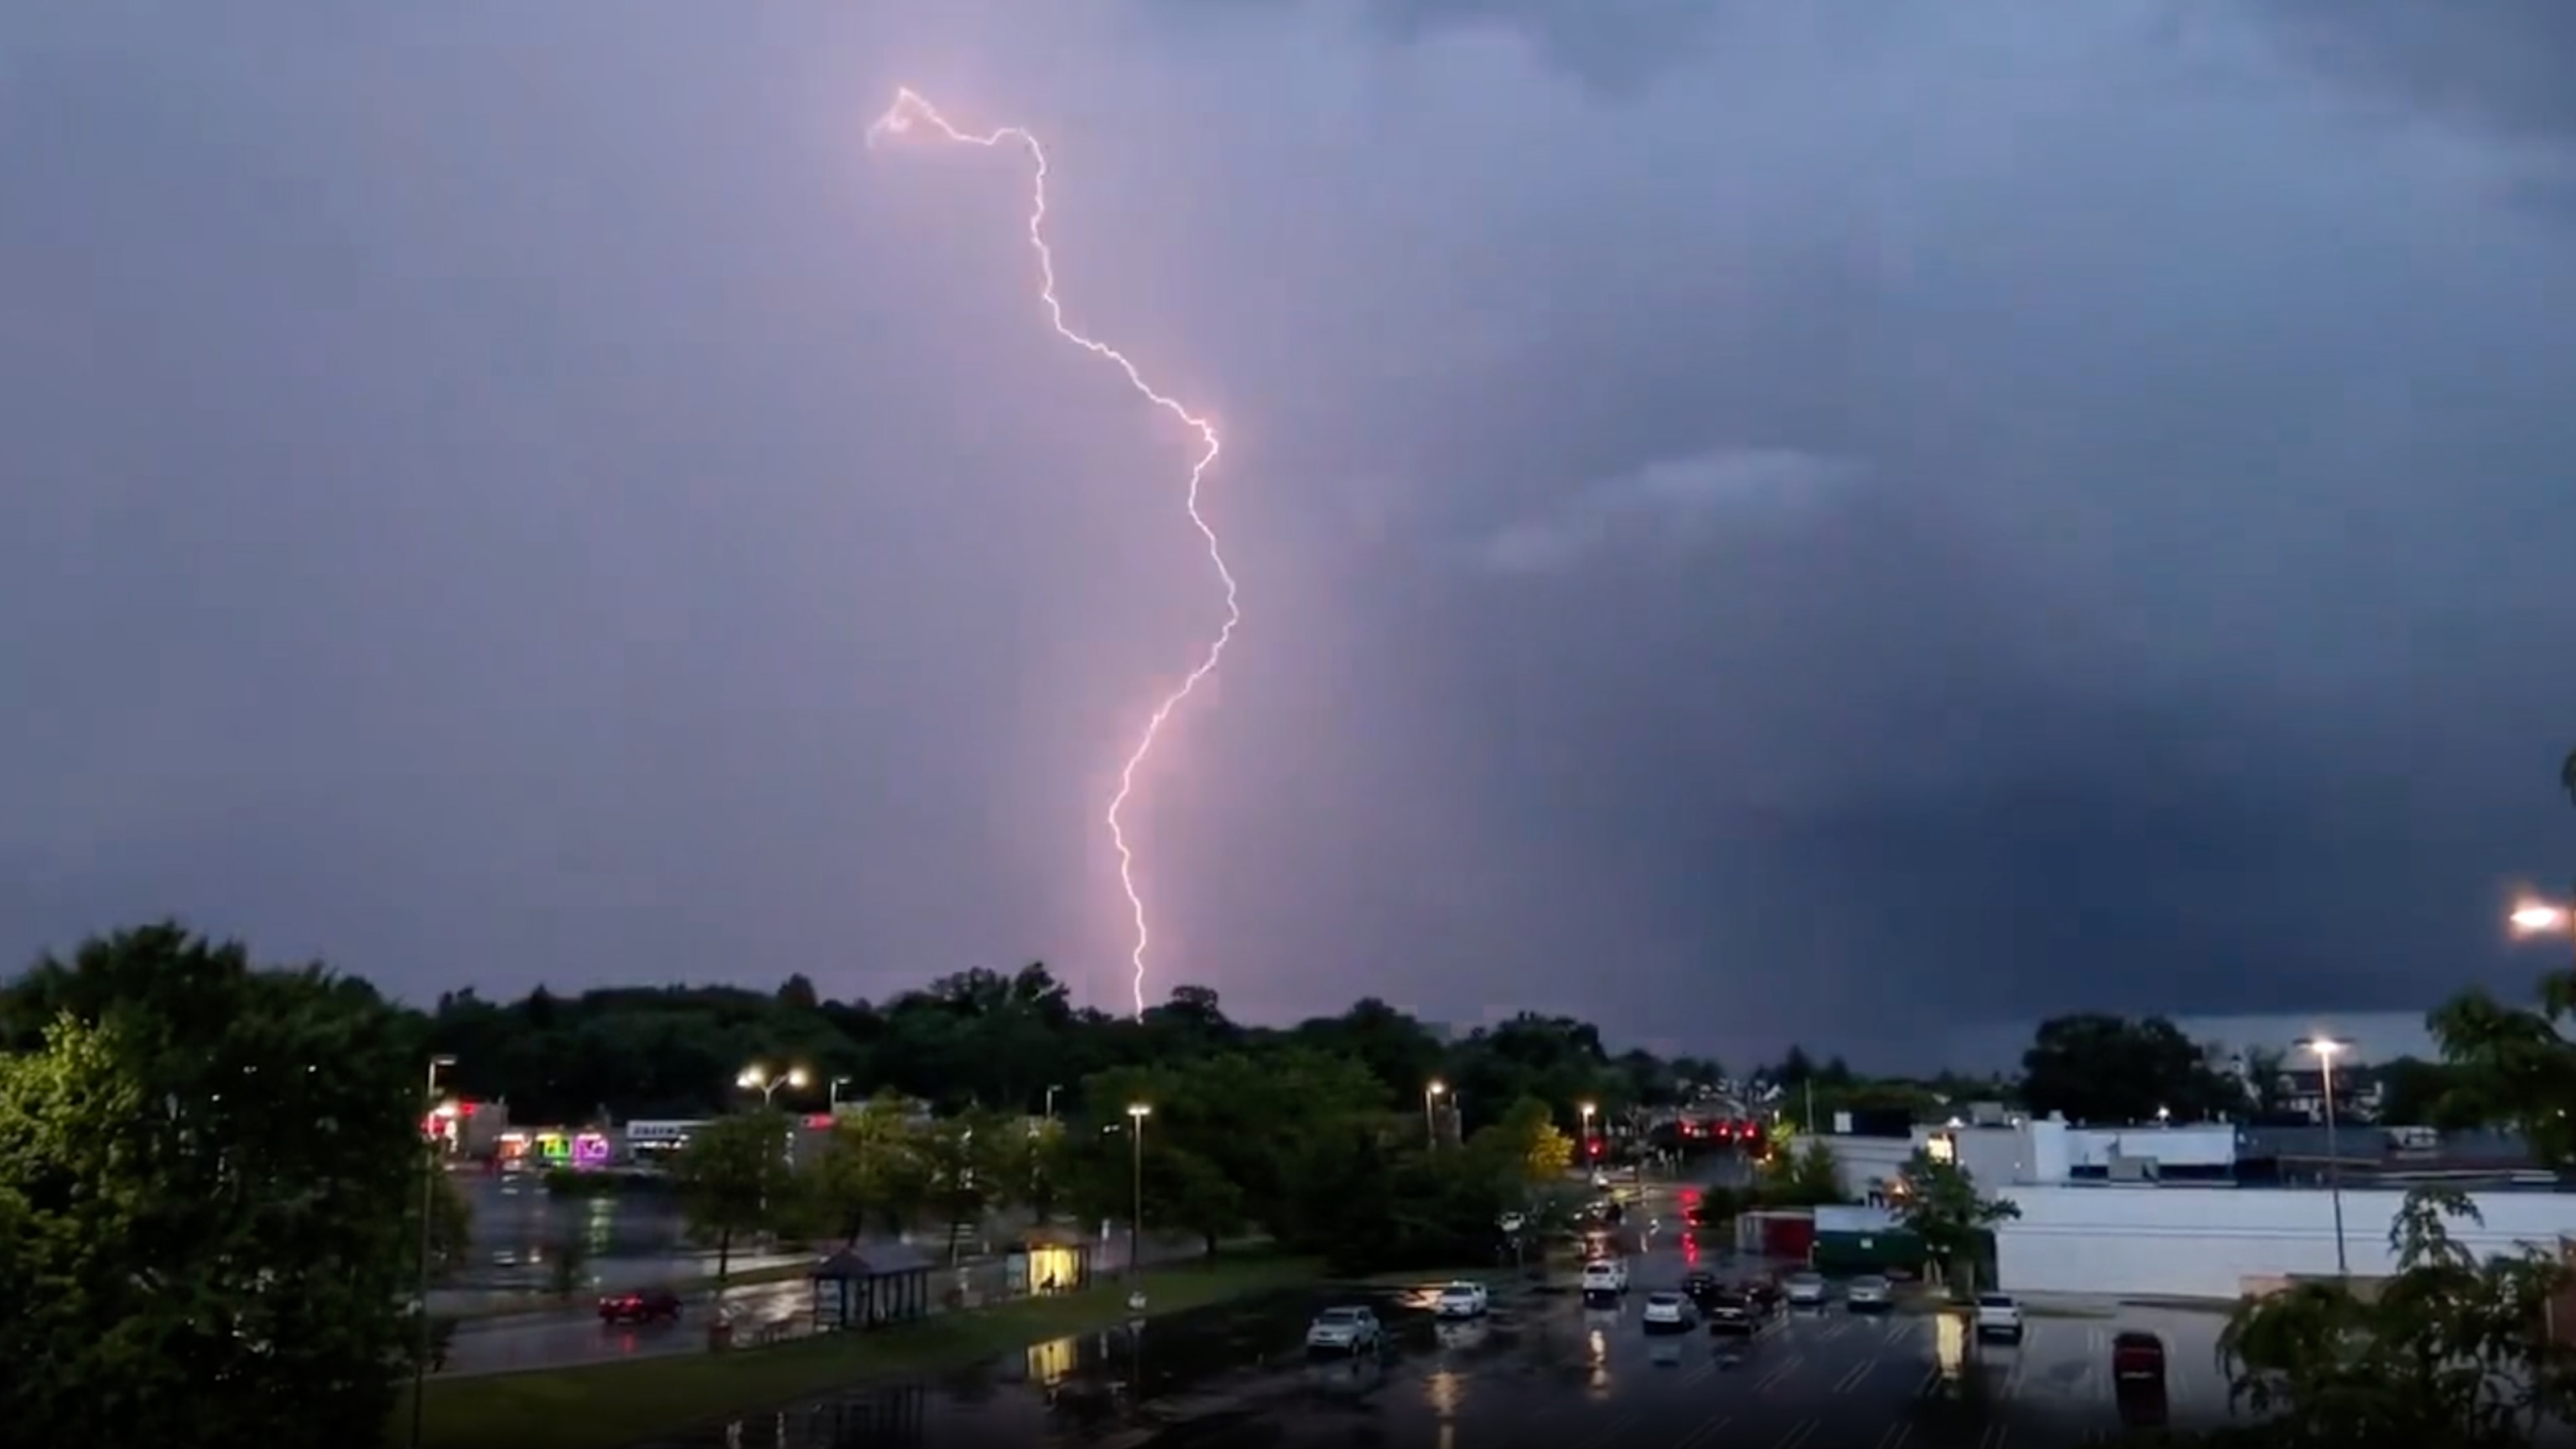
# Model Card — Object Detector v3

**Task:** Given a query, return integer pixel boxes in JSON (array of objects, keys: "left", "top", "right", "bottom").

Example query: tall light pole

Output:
[
  {"left": 2295, "top": 1036, "right": 2353, "bottom": 1280},
  {"left": 736, "top": 1063, "right": 809, "bottom": 1107},
  {"left": 1580, "top": 1101, "right": 1597, "bottom": 1165},
  {"left": 828, "top": 1076, "right": 852, "bottom": 1113},
  {"left": 1424, "top": 1080, "right": 1446, "bottom": 1149},
  {"left": 410, "top": 1053, "right": 458, "bottom": 1449},
  {"left": 1045, "top": 1083, "right": 1063, "bottom": 1121},
  {"left": 1125, "top": 1104, "right": 1151, "bottom": 1284}
]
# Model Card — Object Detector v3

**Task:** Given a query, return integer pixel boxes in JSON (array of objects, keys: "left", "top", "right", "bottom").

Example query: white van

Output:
[{"left": 1580, "top": 1259, "right": 1628, "bottom": 1296}]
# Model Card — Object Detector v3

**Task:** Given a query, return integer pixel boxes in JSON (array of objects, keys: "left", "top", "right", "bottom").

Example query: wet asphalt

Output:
[{"left": 619, "top": 1199, "right": 2248, "bottom": 1449}]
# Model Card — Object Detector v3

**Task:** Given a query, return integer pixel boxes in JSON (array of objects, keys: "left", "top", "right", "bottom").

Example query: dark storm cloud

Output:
[{"left": 5, "top": 1, "right": 2573, "bottom": 1063}]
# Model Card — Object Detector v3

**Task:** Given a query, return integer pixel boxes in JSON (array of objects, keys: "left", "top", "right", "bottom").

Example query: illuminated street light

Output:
[
  {"left": 1125, "top": 1104, "right": 1151, "bottom": 1290},
  {"left": 2293, "top": 1036, "right": 2354, "bottom": 1280},
  {"left": 2511, "top": 901, "right": 2572, "bottom": 934},
  {"left": 736, "top": 1063, "right": 811, "bottom": 1107},
  {"left": 1424, "top": 1080, "right": 1446, "bottom": 1150}
]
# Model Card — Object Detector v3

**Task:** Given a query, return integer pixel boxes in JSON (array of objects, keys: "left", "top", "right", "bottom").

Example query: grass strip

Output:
[{"left": 396, "top": 1252, "right": 1328, "bottom": 1449}]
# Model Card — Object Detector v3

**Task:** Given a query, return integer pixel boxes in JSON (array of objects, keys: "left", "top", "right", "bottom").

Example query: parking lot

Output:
[{"left": 639, "top": 1230, "right": 2247, "bottom": 1449}]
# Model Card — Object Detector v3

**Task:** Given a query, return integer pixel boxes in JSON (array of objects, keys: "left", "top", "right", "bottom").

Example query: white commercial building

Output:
[
  {"left": 1997, "top": 1182, "right": 2576, "bottom": 1299},
  {"left": 1800, "top": 1113, "right": 2576, "bottom": 1300}
]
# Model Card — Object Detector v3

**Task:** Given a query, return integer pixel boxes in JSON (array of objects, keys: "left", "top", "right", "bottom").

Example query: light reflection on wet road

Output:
[{"left": 621, "top": 1210, "right": 2246, "bottom": 1449}]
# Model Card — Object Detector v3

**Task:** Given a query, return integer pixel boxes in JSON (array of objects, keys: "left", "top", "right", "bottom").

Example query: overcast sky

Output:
[{"left": 7, "top": 1, "right": 2573, "bottom": 1067}]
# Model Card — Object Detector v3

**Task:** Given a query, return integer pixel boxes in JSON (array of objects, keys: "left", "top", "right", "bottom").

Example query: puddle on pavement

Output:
[{"left": 644, "top": 1278, "right": 1552, "bottom": 1449}]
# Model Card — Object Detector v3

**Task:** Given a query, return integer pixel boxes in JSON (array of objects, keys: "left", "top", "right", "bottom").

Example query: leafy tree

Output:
[
  {"left": 2215, "top": 1188, "right": 2576, "bottom": 1445},
  {"left": 803, "top": 1095, "right": 932, "bottom": 1243},
  {"left": 547, "top": 1222, "right": 591, "bottom": 1299},
  {"left": 0, "top": 925, "right": 426, "bottom": 1449},
  {"left": 2018, "top": 1013, "right": 2245, "bottom": 1125},
  {"left": 1469, "top": 1094, "right": 1576, "bottom": 1187},
  {"left": 1891, "top": 1148, "right": 2018, "bottom": 1297},
  {"left": 1760, "top": 1136, "right": 1847, "bottom": 1207},
  {"left": 2371, "top": 1056, "right": 2464, "bottom": 1128},
  {"left": 418, "top": 1166, "right": 475, "bottom": 1282},
  {"left": 915, "top": 1108, "right": 1008, "bottom": 1261},
  {"left": 668, "top": 1109, "right": 796, "bottom": 1284}
]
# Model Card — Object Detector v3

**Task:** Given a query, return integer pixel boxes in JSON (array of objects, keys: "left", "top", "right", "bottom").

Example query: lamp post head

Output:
[
  {"left": 1579, "top": 1101, "right": 1597, "bottom": 1116},
  {"left": 1426, "top": 1080, "right": 1446, "bottom": 1097},
  {"left": 429, "top": 1054, "right": 458, "bottom": 1069},
  {"left": 1126, "top": 1103, "right": 1152, "bottom": 1119},
  {"left": 736, "top": 1067, "right": 765, "bottom": 1088},
  {"left": 2293, "top": 1036, "right": 2350, "bottom": 1060},
  {"left": 2511, "top": 901, "right": 2572, "bottom": 934},
  {"left": 786, "top": 1067, "right": 811, "bottom": 1088}
]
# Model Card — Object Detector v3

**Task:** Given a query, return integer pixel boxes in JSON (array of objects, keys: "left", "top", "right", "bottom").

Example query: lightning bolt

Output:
[{"left": 868, "top": 87, "right": 1239, "bottom": 1021}]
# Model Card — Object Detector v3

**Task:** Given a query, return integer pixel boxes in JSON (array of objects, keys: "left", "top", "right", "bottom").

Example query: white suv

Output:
[
  {"left": 1580, "top": 1259, "right": 1629, "bottom": 1296},
  {"left": 1974, "top": 1292, "right": 2024, "bottom": 1343},
  {"left": 1306, "top": 1306, "right": 1382, "bottom": 1353}
]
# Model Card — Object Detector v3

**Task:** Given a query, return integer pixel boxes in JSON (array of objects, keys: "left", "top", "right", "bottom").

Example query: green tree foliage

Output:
[
  {"left": 1760, "top": 1136, "right": 1848, "bottom": 1206},
  {"left": 2018, "top": 1013, "right": 2248, "bottom": 1126},
  {"left": 0, "top": 925, "right": 426, "bottom": 1449},
  {"left": 2214, "top": 1189, "right": 2576, "bottom": 1446},
  {"left": 418, "top": 1165, "right": 475, "bottom": 1281},
  {"left": 1468, "top": 1094, "right": 1577, "bottom": 1187},
  {"left": 1892, "top": 1148, "right": 2018, "bottom": 1296},
  {"left": 667, "top": 1109, "right": 797, "bottom": 1283}
]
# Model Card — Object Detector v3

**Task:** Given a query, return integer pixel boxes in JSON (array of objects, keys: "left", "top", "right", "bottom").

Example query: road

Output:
[
  {"left": 439, "top": 1233, "right": 1218, "bottom": 1378},
  {"left": 619, "top": 1177, "right": 2241, "bottom": 1449}
]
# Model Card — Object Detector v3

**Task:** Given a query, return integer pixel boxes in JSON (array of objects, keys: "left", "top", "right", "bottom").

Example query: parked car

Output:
[
  {"left": 1974, "top": 1292, "right": 2024, "bottom": 1343},
  {"left": 1640, "top": 1291, "right": 1698, "bottom": 1333},
  {"left": 1680, "top": 1270, "right": 1723, "bottom": 1306},
  {"left": 1703, "top": 1289, "right": 1758, "bottom": 1334},
  {"left": 1433, "top": 1281, "right": 1489, "bottom": 1319},
  {"left": 597, "top": 1289, "right": 682, "bottom": 1325},
  {"left": 1845, "top": 1275, "right": 1893, "bottom": 1312},
  {"left": 1782, "top": 1270, "right": 1828, "bottom": 1306},
  {"left": 1580, "top": 1259, "right": 1630, "bottom": 1298},
  {"left": 1741, "top": 1276, "right": 1784, "bottom": 1313},
  {"left": 2112, "top": 1331, "right": 2167, "bottom": 1390},
  {"left": 1306, "top": 1306, "right": 1383, "bottom": 1354}
]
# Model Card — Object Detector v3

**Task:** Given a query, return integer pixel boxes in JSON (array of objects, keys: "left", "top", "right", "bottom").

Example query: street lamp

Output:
[
  {"left": 2511, "top": 901, "right": 2570, "bottom": 933},
  {"left": 736, "top": 1063, "right": 810, "bottom": 1107},
  {"left": 1580, "top": 1101, "right": 1597, "bottom": 1162},
  {"left": 1424, "top": 1080, "right": 1446, "bottom": 1149},
  {"left": 1045, "top": 1083, "right": 1064, "bottom": 1121},
  {"left": 2293, "top": 1036, "right": 2354, "bottom": 1280},
  {"left": 410, "top": 1053, "right": 458, "bottom": 1449},
  {"left": 827, "top": 1076, "right": 852, "bottom": 1113},
  {"left": 1125, "top": 1104, "right": 1151, "bottom": 1291}
]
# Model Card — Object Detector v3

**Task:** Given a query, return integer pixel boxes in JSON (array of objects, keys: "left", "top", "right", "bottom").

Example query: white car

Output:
[
  {"left": 1433, "top": 1281, "right": 1489, "bottom": 1319},
  {"left": 1639, "top": 1291, "right": 1697, "bottom": 1332},
  {"left": 1580, "top": 1259, "right": 1629, "bottom": 1296},
  {"left": 1975, "top": 1292, "right": 2024, "bottom": 1342},
  {"left": 1783, "top": 1271, "right": 1828, "bottom": 1306},
  {"left": 1305, "top": 1306, "right": 1382, "bottom": 1353},
  {"left": 1846, "top": 1275, "right": 1893, "bottom": 1312}
]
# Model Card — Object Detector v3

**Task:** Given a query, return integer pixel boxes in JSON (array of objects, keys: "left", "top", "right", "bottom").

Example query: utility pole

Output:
[{"left": 410, "top": 1054, "right": 457, "bottom": 1449}]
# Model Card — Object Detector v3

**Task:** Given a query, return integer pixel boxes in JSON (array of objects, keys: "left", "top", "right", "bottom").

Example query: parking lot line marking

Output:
[
  {"left": 1771, "top": 1417, "right": 1820, "bottom": 1449},
  {"left": 1754, "top": 1354, "right": 1806, "bottom": 1393},
  {"left": 1670, "top": 1414, "right": 1732, "bottom": 1449},
  {"left": 1571, "top": 1410, "right": 1639, "bottom": 1449},
  {"left": 1832, "top": 1358, "right": 1876, "bottom": 1394},
  {"left": 1873, "top": 1422, "right": 1912, "bottom": 1449}
]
